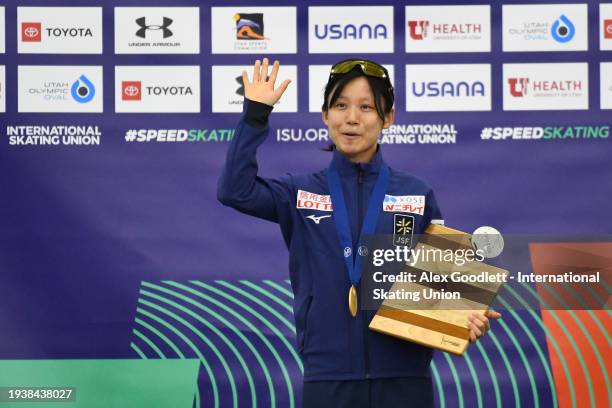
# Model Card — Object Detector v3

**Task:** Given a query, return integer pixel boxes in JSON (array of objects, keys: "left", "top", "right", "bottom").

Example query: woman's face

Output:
[{"left": 322, "top": 76, "right": 394, "bottom": 163}]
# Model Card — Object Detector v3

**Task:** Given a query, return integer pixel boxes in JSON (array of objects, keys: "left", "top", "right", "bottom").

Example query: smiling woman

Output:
[{"left": 217, "top": 57, "right": 496, "bottom": 408}]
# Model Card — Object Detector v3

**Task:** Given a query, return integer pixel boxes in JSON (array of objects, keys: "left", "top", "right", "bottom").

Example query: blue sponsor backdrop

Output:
[{"left": 1, "top": 1, "right": 610, "bottom": 407}]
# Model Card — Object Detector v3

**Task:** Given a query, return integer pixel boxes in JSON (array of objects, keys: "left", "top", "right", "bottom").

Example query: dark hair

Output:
[
  {"left": 321, "top": 65, "right": 394, "bottom": 122},
  {"left": 320, "top": 64, "right": 394, "bottom": 151}
]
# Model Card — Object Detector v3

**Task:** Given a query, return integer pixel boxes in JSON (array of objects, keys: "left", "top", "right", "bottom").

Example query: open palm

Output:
[{"left": 242, "top": 58, "right": 291, "bottom": 107}]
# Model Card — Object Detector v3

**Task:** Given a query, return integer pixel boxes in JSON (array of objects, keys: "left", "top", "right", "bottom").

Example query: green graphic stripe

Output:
[
  {"left": 475, "top": 341, "right": 501, "bottom": 408},
  {"left": 135, "top": 317, "right": 183, "bottom": 357},
  {"left": 240, "top": 280, "right": 293, "bottom": 314},
  {"left": 134, "top": 315, "right": 201, "bottom": 408},
  {"left": 191, "top": 281, "right": 295, "bottom": 408},
  {"left": 137, "top": 307, "right": 212, "bottom": 408},
  {"left": 130, "top": 342, "right": 147, "bottom": 360},
  {"left": 497, "top": 296, "right": 558, "bottom": 408},
  {"left": 505, "top": 284, "right": 576, "bottom": 408},
  {"left": 0, "top": 359, "right": 200, "bottom": 408},
  {"left": 163, "top": 281, "right": 275, "bottom": 408},
  {"left": 139, "top": 297, "right": 231, "bottom": 408},
  {"left": 219, "top": 281, "right": 296, "bottom": 334},
  {"left": 538, "top": 282, "right": 605, "bottom": 407},
  {"left": 133, "top": 328, "right": 165, "bottom": 358},
  {"left": 430, "top": 361, "right": 445, "bottom": 408},
  {"left": 463, "top": 353, "right": 483, "bottom": 408},
  {"left": 442, "top": 353, "right": 464, "bottom": 408},
  {"left": 217, "top": 281, "right": 303, "bottom": 373},
  {"left": 488, "top": 331, "right": 520, "bottom": 408},
  {"left": 264, "top": 279, "right": 294, "bottom": 299},
  {"left": 143, "top": 282, "right": 260, "bottom": 408},
  {"left": 141, "top": 288, "right": 254, "bottom": 408},
  {"left": 497, "top": 316, "right": 539, "bottom": 408}
]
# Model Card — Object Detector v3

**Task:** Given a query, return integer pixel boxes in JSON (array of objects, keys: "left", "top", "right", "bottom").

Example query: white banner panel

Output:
[
  {"left": 0, "top": 65, "right": 5, "bottom": 112},
  {"left": 17, "top": 7, "right": 102, "bottom": 54},
  {"left": 600, "top": 3, "right": 612, "bottom": 51},
  {"left": 309, "top": 6, "right": 394, "bottom": 53},
  {"left": 114, "top": 7, "right": 200, "bottom": 54},
  {"left": 115, "top": 66, "right": 200, "bottom": 113},
  {"left": 0, "top": 7, "right": 5, "bottom": 54},
  {"left": 601, "top": 63, "right": 612, "bottom": 110},
  {"left": 18, "top": 66, "right": 103, "bottom": 112},
  {"left": 502, "top": 4, "right": 587, "bottom": 52},
  {"left": 405, "top": 5, "right": 490, "bottom": 53},
  {"left": 503, "top": 63, "right": 588, "bottom": 111},
  {"left": 211, "top": 7, "right": 297, "bottom": 54},
  {"left": 405, "top": 64, "right": 491, "bottom": 112}
]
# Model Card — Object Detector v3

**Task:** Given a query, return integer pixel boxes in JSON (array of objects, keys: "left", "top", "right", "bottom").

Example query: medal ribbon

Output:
[{"left": 327, "top": 163, "right": 390, "bottom": 287}]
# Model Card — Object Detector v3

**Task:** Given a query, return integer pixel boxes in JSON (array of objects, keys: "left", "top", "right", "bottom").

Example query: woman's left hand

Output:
[{"left": 468, "top": 310, "right": 502, "bottom": 343}]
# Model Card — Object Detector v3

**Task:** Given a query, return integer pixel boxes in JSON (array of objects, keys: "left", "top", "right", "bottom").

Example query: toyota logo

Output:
[
  {"left": 24, "top": 27, "right": 39, "bottom": 38},
  {"left": 124, "top": 86, "right": 139, "bottom": 97}
]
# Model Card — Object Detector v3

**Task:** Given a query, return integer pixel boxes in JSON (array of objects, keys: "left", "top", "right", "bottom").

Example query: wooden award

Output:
[{"left": 368, "top": 224, "right": 508, "bottom": 355}]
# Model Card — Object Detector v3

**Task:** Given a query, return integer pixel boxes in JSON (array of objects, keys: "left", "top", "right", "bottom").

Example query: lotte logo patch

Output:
[
  {"left": 122, "top": 81, "right": 142, "bottom": 101},
  {"left": 22, "top": 22, "right": 42, "bottom": 42}
]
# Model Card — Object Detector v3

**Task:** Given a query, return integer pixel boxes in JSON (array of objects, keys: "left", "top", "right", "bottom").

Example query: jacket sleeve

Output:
[
  {"left": 217, "top": 98, "right": 293, "bottom": 223},
  {"left": 423, "top": 188, "right": 443, "bottom": 227}
]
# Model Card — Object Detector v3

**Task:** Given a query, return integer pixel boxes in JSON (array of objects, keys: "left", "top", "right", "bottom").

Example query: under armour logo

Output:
[
  {"left": 135, "top": 17, "right": 173, "bottom": 39},
  {"left": 306, "top": 214, "right": 332, "bottom": 224},
  {"left": 344, "top": 247, "right": 352, "bottom": 258}
]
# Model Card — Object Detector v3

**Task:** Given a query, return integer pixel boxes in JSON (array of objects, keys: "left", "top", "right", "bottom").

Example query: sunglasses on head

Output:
[{"left": 329, "top": 59, "right": 393, "bottom": 92}]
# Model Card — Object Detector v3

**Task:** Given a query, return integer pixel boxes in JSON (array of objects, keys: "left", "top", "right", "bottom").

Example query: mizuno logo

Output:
[{"left": 306, "top": 214, "right": 331, "bottom": 224}]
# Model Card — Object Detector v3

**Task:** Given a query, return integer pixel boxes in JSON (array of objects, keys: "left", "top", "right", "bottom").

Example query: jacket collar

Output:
[{"left": 331, "top": 145, "right": 384, "bottom": 179}]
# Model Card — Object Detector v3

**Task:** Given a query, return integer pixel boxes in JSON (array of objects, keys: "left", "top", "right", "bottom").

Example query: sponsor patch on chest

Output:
[
  {"left": 296, "top": 189, "right": 333, "bottom": 212},
  {"left": 383, "top": 195, "right": 425, "bottom": 215},
  {"left": 393, "top": 214, "right": 414, "bottom": 247}
]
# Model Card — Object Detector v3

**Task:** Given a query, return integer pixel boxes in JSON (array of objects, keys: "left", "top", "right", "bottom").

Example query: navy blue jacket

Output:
[{"left": 218, "top": 99, "right": 443, "bottom": 381}]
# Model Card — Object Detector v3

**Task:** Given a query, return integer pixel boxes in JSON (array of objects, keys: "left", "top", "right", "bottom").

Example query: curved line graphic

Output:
[
  {"left": 240, "top": 280, "right": 294, "bottom": 314},
  {"left": 164, "top": 281, "right": 277, "bottom": 408},
  {"left": 139, "top": 297, "right": 231, "bottom": 408},
  {"left": 430, "top": 361, "right": 445, "bottom": 408},
  {"left": 191, "top": 281, "right": 295, "bottom": 408},
  {"left": 137, "top": 307, "right": 211, "bottom": 408},
  {"left": 505, "top": 284, "right": 576, "bottom": 407},
  {"left": 463, "top": 353, "right": 483, "bottom": 408},
  {"left": 133, "top": 328, "right": 166, "bottom": 358},
  {"left": 143, "top": 282, "right": 260, "bottom": 408},
  {"left": 497, "top": 296, "right": 558, "bottom": 408}
]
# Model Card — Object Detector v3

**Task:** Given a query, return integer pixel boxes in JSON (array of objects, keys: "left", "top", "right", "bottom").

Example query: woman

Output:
[{"left": 218, "top": 58, "right": 499, "bottom": 408}]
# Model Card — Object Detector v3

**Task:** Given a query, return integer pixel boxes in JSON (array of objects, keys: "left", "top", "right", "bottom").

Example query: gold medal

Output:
[{"left": 348, "top": 285, "right": 358, "bottom": 317}]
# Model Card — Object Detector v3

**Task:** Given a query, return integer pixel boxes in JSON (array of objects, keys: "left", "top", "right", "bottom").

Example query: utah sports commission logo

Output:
[
  {"left": 21, "top": 22, "right": 42, "bottom": 42},
  {"left": 234, "top": 13, "right": 267, "bottom": 40}
]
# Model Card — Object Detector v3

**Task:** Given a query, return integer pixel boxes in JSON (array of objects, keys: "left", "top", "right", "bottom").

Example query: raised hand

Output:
[{"left": 242, "top": 58, "right": 291, "bottom": 107}]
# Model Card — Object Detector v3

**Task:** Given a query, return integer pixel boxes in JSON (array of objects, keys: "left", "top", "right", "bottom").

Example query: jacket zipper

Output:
[{"left": 357, "top": 168, "right": 371, "bottom": 379}]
